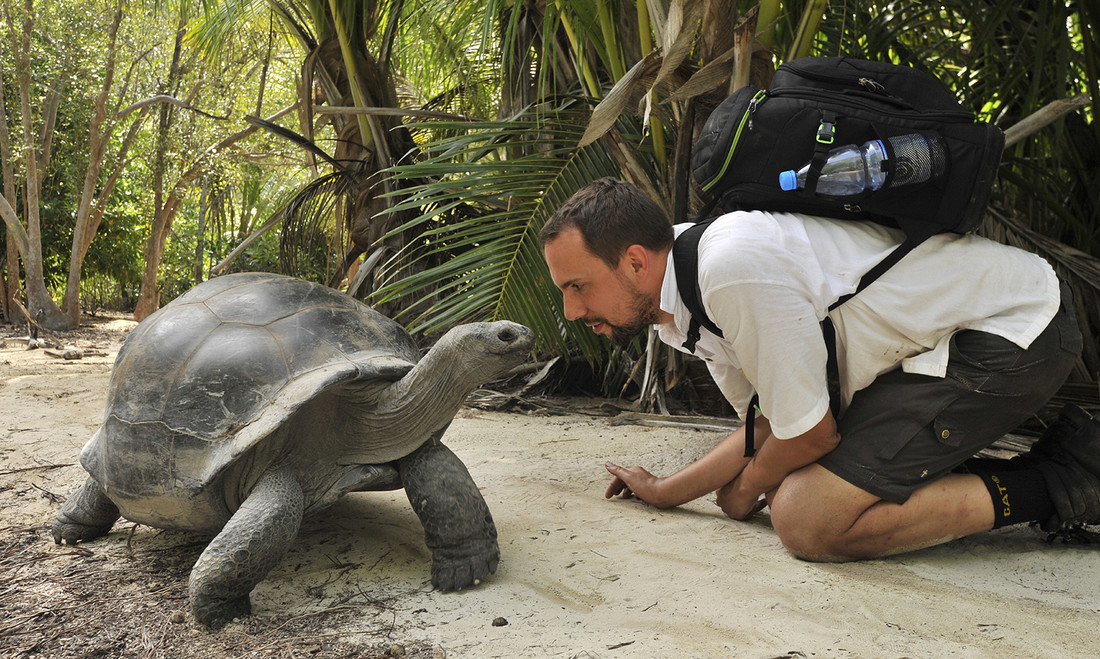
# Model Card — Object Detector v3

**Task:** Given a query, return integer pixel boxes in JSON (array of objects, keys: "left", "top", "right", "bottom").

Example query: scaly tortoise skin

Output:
[{"left": 52, "top": 272, "right": 533, "bottom": 629}]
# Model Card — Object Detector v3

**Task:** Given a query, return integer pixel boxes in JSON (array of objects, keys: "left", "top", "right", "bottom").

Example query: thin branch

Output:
[
  {"left": 0, "top": 193, "right": 29, "bottom": 254},
  {"left": 311, "top": 105, "right": 486, "bottom": 122},
  {"left": 116, "top": 94, "right": 230, "bottom": 123},
  {"left": 1003, "top": 94, "right": 1092, "bottom": 148},
  {"left": 209, "top": 208, "right": 286, "bottom": 275}
]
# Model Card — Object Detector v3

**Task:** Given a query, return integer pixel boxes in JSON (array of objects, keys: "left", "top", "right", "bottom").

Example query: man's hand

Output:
[
  {"left": 714, "top": 411, "right": 840, "bottom": 521},
  {"left": 715, "top": 476, "right": 768, "bottom": 520},
  {"left": 604, "top": 462, "right": 670, "bottom": 507}
]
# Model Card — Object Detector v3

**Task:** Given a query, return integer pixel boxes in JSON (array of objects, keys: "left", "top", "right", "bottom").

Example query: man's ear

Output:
[{"left": 621, "top": 244, "right": 650, "bottom": 279}]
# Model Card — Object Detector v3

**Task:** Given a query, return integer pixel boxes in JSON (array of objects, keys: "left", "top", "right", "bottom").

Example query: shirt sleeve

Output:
[
  {"left": 704, "top": 361, "right": 755, "bottom": 420},
  {"left": 703, "top": 280, "right": 832, "bottom": 439}
]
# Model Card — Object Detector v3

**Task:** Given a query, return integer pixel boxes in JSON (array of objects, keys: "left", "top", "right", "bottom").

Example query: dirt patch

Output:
[{"left": 3, "top": 313, "right": 1099, "bottom": 658}]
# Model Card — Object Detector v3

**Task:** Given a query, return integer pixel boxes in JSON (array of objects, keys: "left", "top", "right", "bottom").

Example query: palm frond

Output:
[
  {"left": 371, "top": 103, "right": 624, "bottom": 361},
  {"left": 244, "top": 114, "right": 345, "bottom": 169},
  {"left": 188, "top": 0, "right": 267, "bottom": 56},
  {"left": 279, "top": 169, "right": 356, "bottom": 278}
]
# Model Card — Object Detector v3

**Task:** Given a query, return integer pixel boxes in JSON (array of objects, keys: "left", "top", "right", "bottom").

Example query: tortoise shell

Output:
[{"left": 80, "top": 272, "right": 423, "bottom": 531}]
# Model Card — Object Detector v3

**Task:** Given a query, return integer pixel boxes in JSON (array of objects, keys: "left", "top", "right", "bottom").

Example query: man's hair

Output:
[{"left": 540, "top": 178, "right": 673, "bottom": 268}]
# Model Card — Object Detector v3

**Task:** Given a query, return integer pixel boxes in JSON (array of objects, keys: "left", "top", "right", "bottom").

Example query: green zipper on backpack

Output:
[{"left": 701, "top": 89, "right": 768, "bottom": 192}]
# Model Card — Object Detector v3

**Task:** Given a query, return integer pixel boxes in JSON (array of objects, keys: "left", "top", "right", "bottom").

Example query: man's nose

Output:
[{"left": 562, "top": 290, "right": 585, "bottom": 321}]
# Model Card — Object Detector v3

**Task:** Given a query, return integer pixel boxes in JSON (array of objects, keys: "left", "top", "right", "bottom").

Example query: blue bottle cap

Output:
[{"left": 779, "top": 170, "right": 797, "bottom": 191}]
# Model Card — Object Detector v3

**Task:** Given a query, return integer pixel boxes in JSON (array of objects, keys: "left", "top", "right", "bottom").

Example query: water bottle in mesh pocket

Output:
[{"left": 887, "top": 133, "right": 947, "bottom": 187}]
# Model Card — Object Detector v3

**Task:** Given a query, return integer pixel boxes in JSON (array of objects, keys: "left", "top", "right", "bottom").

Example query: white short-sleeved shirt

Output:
[{"left": 656, "top": 211, "right": 1061, "bottom": 439}]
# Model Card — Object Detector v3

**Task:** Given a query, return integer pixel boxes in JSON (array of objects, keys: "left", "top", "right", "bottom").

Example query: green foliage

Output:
[
  {"left": 2, "top": 1, "right": 127, "bottom": 286},
  {"left": 375, "top": 103, "right": 625, "bottom": 357},
  {"left": 390, "top": 1, "right": 500, "bottom": 120},
  {"left": 5, "top": 0, "right": 1095, "bottom": 354},
  {"left": 84, "top": 177, "right": 146, "bottom": 287},
  {"left": 4, "top": 0, "right": 311, "bottom": 315},
  {"left": 77, "top": 169, "right": 146, "bottom": 311}
]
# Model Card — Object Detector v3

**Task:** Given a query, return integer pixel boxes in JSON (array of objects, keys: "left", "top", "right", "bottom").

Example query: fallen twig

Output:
[
  {"left": 0, "top": 463, "right": 73, "bottom": 476},
  {"left": 611, "top": 411, "right": 741, "bottom": 433}
]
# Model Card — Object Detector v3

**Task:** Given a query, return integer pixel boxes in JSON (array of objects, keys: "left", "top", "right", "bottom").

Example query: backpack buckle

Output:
[
  {"left": 816, "top": 119, "right": 835, "bottom": 145},
  {"left": 682, "top": 318, "right": 702, "bottom": 352}
]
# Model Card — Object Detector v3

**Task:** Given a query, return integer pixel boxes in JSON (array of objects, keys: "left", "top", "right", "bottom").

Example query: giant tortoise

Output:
[{"left": 52, "top": 272, "right": 534, "bottom": 629}]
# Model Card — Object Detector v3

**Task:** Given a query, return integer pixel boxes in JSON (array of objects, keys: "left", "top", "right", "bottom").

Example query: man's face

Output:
[{"left": 543, "top": 227, "right": 660, "bottom": 346}]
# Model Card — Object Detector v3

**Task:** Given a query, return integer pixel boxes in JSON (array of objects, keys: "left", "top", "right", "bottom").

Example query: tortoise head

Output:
[
  {"left": 427, "top": 321, "right": 535, "bottom": 385},
  {"left": 370, "top": 321, "right": 533, "bottom": 429}
]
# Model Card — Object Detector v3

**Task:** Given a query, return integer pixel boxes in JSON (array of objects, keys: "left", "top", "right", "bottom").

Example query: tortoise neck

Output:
[{"left": 375, "top": 344, "right": 471, "bottom": 432}]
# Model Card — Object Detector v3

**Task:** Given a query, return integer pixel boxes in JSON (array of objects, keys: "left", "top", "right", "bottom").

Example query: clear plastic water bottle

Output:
[{"left": 779, "top": 133, "right": 946, "bottom": 196}]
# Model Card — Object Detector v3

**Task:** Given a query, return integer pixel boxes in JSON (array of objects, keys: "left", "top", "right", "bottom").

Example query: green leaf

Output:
[{"left": 373, "top": 103, "right": 625, "bottom": 362}]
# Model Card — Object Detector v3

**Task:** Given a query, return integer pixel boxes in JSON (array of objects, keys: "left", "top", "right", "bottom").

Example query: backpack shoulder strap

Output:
[
  {"left": 672, "top": 216, "right": 724, "bottom": 352},
  {"left": 828, "top": 235, "right": 920, "bottom": 312},
  {"left": 822, "top": 234, "right": 922, "bottom": 419},
  {"left": 672, "top": 213, "right": 760, "bottom": 457},
  {"left": 671, "top": 215, "right": 930, "bottom": 456}
]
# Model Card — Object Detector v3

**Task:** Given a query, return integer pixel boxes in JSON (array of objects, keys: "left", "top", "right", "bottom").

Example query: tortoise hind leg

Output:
[
  {"left": 188, "top": 468, "right": 303, "bottom": 629},
  {"left": 52, "top": 476, "right": 121, "bottom": 544},
  {"left": 398, "top": 438, "right": 499, "bottom": 591}
]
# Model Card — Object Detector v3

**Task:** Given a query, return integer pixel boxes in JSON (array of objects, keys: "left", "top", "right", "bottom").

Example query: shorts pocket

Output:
[
  {"left": 839, "top": 366, "right": 967, "bottom": 462},
  {"left": 864, "top": 388, "right": 962, "bottom": 461},
  {"left": 932, "top": 416, "right": 963, "bottom": 448}
]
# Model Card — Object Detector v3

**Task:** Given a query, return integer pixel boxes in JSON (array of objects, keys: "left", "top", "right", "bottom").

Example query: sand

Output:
[{"left": 2, "top": 315, "right": 1098, "bottom": 658}]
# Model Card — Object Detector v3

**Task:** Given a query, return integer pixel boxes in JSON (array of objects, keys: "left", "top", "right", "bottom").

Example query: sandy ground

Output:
[{"left": 2, "top": 314, "right": 1100, "bottom": 658}]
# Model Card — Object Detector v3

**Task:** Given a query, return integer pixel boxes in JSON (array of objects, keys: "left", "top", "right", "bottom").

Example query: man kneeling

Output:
[{"left": 541, "top": 178, "right": 1098, "bottom": 560}]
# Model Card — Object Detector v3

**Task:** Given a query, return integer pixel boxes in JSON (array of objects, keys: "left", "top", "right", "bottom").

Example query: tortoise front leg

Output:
[
  {"left": 398, "top": 436, "right": 499, "bottom": 591},
  {"left": 188, "top": 468, "right": 303, "bottom": 629},
  {"left": 52, "top": 476, "right": 121, "bottom": 544}
]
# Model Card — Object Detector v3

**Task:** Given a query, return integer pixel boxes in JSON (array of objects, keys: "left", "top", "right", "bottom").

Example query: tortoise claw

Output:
[
  {"left": 191, "top": 592, "right": 251, "bottom": 630},
  {"left": 430, "top": 544, "right": 499, "bottom": 591},
  {"left": 51, "top": 515, "right": 115, "bottom": 544},
  {"left": 51, "top": 477, "right": 120, "bottom": 544}
]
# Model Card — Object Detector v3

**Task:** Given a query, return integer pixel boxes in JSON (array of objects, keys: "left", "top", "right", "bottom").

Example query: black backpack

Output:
[{"left": 674, "top": 57, "right": 1004, "bottom": 454}]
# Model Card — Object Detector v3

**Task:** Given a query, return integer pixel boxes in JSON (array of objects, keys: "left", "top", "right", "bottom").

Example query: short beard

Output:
[{"left": 605, "top": 282, "right": 662, "bottom": 347}]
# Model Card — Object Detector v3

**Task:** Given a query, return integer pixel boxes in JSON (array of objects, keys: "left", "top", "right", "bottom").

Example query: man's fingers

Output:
[
  {"left": 605, "top": 463, "right": 623, "bottom": 498},
  {"left": 605, "top": 477, "right": 636, "bottom": 499},
  {"left": 605, "top": 463, "right": 637, "bottom": 500},
  {"left": 605, "top": 462, "right": 642, "bottom": 500}
]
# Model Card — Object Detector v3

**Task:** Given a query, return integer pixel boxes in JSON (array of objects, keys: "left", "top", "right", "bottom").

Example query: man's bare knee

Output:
[{"left": 770, "top": 497, "right": 849, "bottom": 561}]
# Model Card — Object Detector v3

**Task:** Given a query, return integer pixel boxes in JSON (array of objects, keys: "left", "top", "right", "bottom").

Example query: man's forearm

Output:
[
  {"left": 651, "top": 419, "right": 769, "bottom": 506},
  {"left": 737, "top": 413, "right": 840, "bottom": 498}
]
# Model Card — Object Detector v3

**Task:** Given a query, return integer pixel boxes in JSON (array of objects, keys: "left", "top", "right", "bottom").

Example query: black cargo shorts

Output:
[{"left": 817, "top": 281, "right": 1083, "bottom": 504}]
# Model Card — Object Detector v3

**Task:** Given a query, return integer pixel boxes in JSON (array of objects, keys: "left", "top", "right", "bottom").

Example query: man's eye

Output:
[{"left": 572, "top": 283, "right": 584, "bottom": 292}]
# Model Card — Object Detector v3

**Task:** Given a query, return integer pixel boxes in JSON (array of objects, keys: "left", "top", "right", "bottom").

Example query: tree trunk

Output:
[
  {"left": 0, "top": 195, "right": 30, "bottom": 287},
  {"left": 59, "top": 1, "right": 126, "bottom": 327},
  {"left": 2, "top": 237, "right": 14, "bottom": 323},
  {"left": 0, "top": 31, "right": 18, "bottom": 323},
  {"left": 292, "top": 31, "right": 417, "bottom": 298},
  {"left": 195, "top": 178, "right": 208, "bottom": 285},
  {"left": 133, "top": 14, "right": 187, "bottom": 322},
  {"left": 12, "top": 0, "right": 65, "bottom": 329}
]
